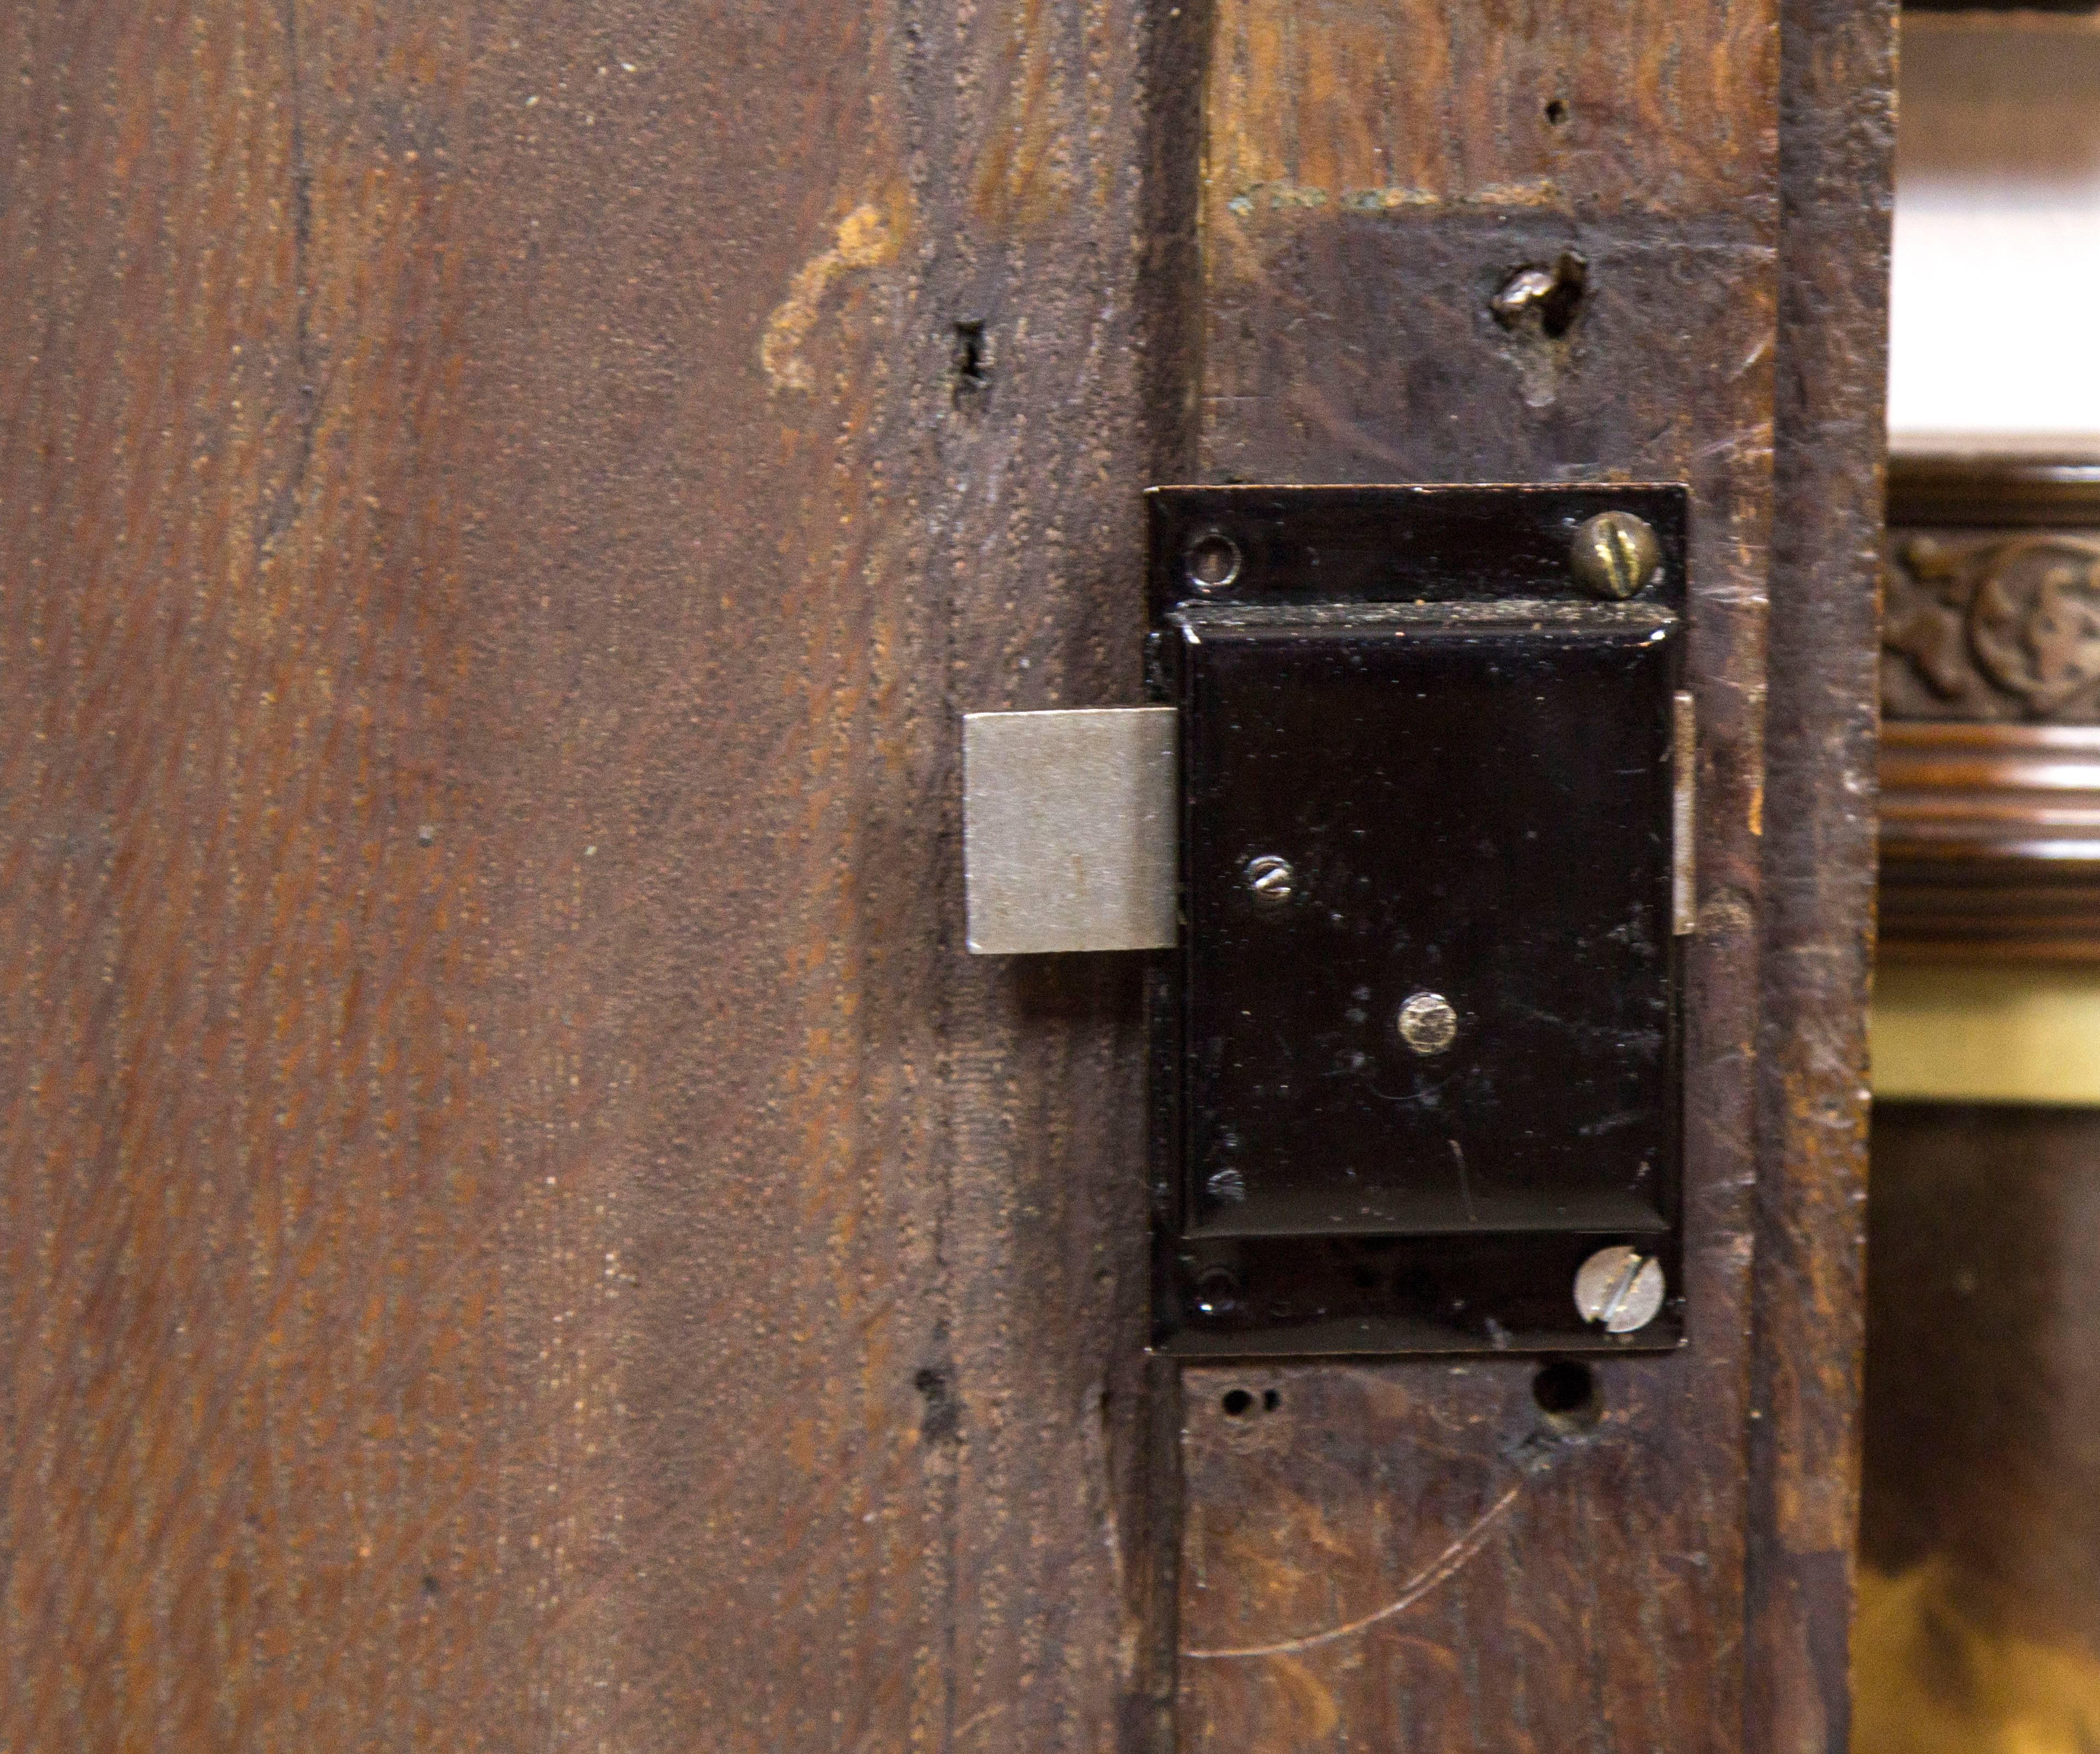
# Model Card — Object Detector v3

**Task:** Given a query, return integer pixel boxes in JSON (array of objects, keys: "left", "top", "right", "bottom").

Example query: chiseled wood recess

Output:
[
  {"left": 1, "top": 3, "right": 1171, "bottom": 1747},
  {"left": 1179, "top": 1, "right": 1881, "bottom": 1749}
]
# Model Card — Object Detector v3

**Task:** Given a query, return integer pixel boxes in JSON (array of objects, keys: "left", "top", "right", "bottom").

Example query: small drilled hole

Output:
[
  {"left": 1545, "top": 98, "right": 1568, "bottom": 126},
  {"left": 1532, "top": 1359, "right": 1601, "bottom": 1427},
  {"left": 1261, "top": 1388, "right": 1281, "bottom": 1412},
  {"left": 1185, "top": 532, "right": 1242, "bottom": 592},
  {"left": 1221, "top": 1388, "right": 1256, "bottom": 1417},
  {"left": 951, "top": 319, "right": 990, "bottom": 406}
]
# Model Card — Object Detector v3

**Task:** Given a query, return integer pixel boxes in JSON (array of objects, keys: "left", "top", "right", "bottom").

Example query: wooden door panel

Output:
[
  {"left": 0, "top": 1, "right": 1889, "bottom": 1748},
  {"left": 1, "top": 2, "right": 1158, "bottom": 1745}
]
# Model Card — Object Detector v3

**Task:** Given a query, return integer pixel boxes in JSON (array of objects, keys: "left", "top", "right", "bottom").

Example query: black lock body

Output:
[{"left": 1146, "top": 485, "right": 1690, "bottom": 1356}]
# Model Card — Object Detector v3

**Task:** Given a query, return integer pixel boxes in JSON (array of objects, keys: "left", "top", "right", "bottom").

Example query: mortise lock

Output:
[{"left": 963, "top": 485, "right": 1693, "bottom": 1357}]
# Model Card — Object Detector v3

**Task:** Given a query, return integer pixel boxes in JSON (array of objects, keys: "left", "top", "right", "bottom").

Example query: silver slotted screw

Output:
[
  {"left": 1573, "top": 1245, "right": 1667, "bottom": 1334},
  {"left": 1244, "top": 855, "right": 1296, "bottom": 908}
]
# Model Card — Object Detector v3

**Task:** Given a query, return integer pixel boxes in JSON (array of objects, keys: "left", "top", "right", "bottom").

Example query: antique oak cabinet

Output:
[{"left": 0, "top": 1, "right": 1892, "bottom": 1748}]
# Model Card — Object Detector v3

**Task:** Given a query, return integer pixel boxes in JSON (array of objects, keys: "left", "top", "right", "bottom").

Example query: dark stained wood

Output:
[
  {"left": 1173, "top": 0, "right": 1889, "bottom": 1747},
  {"left": 1889, "top": 454, "right": 2100, "bottom": 528},
  {"left": 0, "top": 0, "right": 1891, "bottom": 1744},
  {"left": 0, "top": 2, "right": 1167, "bottom": 1746},
  {"left": 1744, "top": 0, "right": 1894, "bottom": 1744},
  {"left": 1180, "top": 1361, "right": 1738, "bottom": 1743},
  {"left": 1881, "top": 722, "right": 2100, "bottom": 959},
  {"left": 1880, "top": 459, "right": 2100, "bottom": 959},
  {"left": 1862, "top": 1104, "right": 2100, "bottom": 1664}
]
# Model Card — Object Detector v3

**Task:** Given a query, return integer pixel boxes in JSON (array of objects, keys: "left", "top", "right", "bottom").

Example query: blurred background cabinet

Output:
[{"left": 1865, "top": 10, "right": 2100, "bottom": 1750}]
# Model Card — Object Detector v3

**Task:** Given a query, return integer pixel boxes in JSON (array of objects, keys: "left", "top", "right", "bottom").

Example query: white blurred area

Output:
[{"left": 1890, "top": 16, "right": 2100, "bottom": 451}]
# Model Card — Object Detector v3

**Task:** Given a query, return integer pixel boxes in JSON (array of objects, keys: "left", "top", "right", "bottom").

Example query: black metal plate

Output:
[{"left": 1146, "top": 485, "right": 1689, "bottom": 1356}]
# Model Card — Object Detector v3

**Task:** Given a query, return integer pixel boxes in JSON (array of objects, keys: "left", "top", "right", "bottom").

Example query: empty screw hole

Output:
[
  {"left": 951, "top": 320, "right": 990, "bottom": 405},
  {"left": 1262, "top": 1388, "right": 1281, "bottom": 1412},
  {"left": 1532, "top": 1359, "right": 1601, "bottom": 1426},
  {"left": 1185, "top": 531, "right": 1242, "bottom": 592},
  {"left": 1221, "top": 1388, "right": 1256, "bottom": 1417},
  {"left": 1545, "top": 98, "right": 1568, "bottom": 125}
]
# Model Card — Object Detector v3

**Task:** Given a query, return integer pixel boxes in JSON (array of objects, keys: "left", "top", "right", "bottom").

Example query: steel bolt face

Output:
[
  {"left": 1244, "top": 855, "right": 1296, "bottom": 908},
  {"left": 1573, "top": 1245, "right": 1667, "bottom": 1334},
  {"left": 1570, "top": 511, "right": 1661, "bottom": 601},
  {"left": 1395, "top": 991, "right": 1459, "bottom": 1056}
]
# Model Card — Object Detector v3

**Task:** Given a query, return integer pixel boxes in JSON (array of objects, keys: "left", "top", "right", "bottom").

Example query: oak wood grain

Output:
[{"left": 0, "top": 2, "right": 1163, "bottom": 1746}]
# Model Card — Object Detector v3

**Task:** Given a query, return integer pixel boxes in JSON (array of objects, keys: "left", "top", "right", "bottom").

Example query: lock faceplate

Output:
[{"left": 1147, "top": 484, "right": 1690, "bottom": 1356}]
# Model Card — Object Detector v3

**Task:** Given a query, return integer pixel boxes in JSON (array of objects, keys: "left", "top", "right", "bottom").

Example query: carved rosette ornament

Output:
[
  {"left": 1884, "top": 531, "right": 2100, "bottom": 721},
  {"left": 1880, "top": 458, "right": 2100, "bottom": 960}
]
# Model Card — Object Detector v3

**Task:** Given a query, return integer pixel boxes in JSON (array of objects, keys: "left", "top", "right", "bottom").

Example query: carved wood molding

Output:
[
  {"left": 1882, "top": 721, "right": 2100, "bottom": 960},
  {"left": 1885, "top": 531, "right": 2100, "bottom": 720},
  {"left": 1883, "top": 457, "right": 2100, "bottom": 958}
]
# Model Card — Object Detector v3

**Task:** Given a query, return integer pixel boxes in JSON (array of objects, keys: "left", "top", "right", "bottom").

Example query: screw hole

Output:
[
  {"left": 951, "top": 320, "right": 990, "bottom": 407},
  {"left": 1532, "top": 1359, "right": 1601, "bottom": 1428},
  {"left": 914, "top": 1365, "right": 963, "bottom": 1443},
  {"left": 1185, "top": 531, "right": 1242, "bottom": 593},
  {"left": 1262, "top": 1388, "right": 1280, "bottom": 1412},
  {"left": 1545, "top": 98, "right": 1568, "bottom": 126},
  {"left": 1221, "top": 1388, "right": 1255, "bottom": 1417}
]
